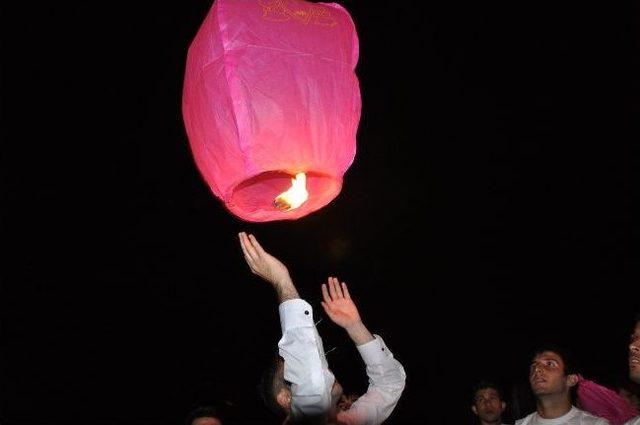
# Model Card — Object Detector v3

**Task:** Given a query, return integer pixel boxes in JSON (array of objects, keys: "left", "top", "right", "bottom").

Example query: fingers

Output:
[
  {"left": 321, "top": 283, "right": 331, "bottom": 303},
  {"left": 321, "top": 301, "right": 332, "bottom": 313},
  {"left": 331, "top": 277, "right": 344, "bottom": 299},
  {"left": 324, "top": 277, "right": 349, "bottom": 301},
  {"left": 248, "top": 233, "right": 267, "bottom": 257},
  {"left": 239, "top": 232, "right": 257, "bottom": 268},
  {"left": 241, "top": 232, "right": 265, "bottom": 259},
  {"left": 238, "top": 232, "right": 249, "bottom": 253},
  {"left": 341, "top": 282, "right": 351, "bottom": 300},
  {"left": 239, "top": 232, "right": 255, "bottom": 256},
  {"left": 328, "top": 277, "right": 339, "bottom": 300}
]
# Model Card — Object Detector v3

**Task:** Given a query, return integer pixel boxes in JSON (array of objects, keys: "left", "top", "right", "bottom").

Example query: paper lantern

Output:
[
  {"left": 577, "top": 376, "right": 638, "bottom": 425},
  {"left": 182, "top": 0, "right": 361, "bottom": 222}
]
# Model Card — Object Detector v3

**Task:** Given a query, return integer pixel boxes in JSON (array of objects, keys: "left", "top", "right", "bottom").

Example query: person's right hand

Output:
[{"left": 239, "top": 232, "right": 292, "bottom": 288}]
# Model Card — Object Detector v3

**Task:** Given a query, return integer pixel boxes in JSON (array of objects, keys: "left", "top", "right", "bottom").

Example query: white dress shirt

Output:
[{"left": 278, "top": 299, "right": 406, "bottom": 424}]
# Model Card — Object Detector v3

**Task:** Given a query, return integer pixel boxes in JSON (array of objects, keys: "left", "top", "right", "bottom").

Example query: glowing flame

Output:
[{"left": 274, "top": 172, "right": 309, "bottom": 211}]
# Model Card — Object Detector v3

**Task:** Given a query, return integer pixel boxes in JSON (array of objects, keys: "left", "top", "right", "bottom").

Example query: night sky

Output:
[{"left": 2, "top": 1, "right": 636, "bottom": 424}]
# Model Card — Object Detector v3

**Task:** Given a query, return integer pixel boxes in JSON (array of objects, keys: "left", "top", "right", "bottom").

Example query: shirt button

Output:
[
  {"left": 381, "top": 347, "right": 385, "bottom": 351},
  {"left": 304, "top": 310, "right": 309, "bottom": 315}
]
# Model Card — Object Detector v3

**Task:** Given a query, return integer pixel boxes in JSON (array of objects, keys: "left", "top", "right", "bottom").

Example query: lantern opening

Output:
[
  {"left": 274, "top": 173, "right": 308, "bottom": 211},
  {"left": 227, "top": 171, "right": 342, "bottom": 222}
]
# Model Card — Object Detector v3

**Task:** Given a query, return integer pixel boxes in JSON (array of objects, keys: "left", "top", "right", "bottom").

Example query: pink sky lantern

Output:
[
  {"left": 182, "top": 0, "right": 361, "bottom": 222},
  {"left": 577, "top": 376, "right": 638, "bottom": 425}
]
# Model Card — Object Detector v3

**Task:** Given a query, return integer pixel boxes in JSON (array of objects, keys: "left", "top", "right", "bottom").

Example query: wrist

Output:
[
  {"left": 273, "top": 277, "right": 294, "bottom": 293},
  {"left": 345, "top": 320, "right": 375, "bottom": 346},
  {"left": 277, "top": 275, "right": 293, "bottom": 288},
  {"left": 345, "top": 320, "right": 365, "bottom": 333},
  {"left": 270, "top": 271, "right": 293, "bottom": 287},
  {"left": 275, "top": 279, "right": 299, "bottom": 303}
]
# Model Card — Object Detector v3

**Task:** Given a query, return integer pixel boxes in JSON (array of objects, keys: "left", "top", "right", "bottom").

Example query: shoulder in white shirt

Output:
[
  {"left": 515, "top": 406, "right": 610, "bottom": 425},
  {"left": 278, "top": 299, "right": 406, "bottom": 425},
  {"left": 623, "top": 417, "right": 640, "bottom": 425}
]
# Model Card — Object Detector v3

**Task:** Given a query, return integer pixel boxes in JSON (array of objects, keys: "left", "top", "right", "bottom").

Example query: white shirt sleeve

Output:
[
  {"left": 337, "top": 335, "right": 406, "bottom": 425},
  {"left": 278, "top": 299, "right": 335, "bottom": 421}
]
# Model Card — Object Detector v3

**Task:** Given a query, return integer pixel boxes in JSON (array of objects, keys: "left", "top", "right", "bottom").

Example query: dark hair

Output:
[
  {"left": 472, "top": 381, "right": 505, "bottom": 404},
  {"left": 532, "top": 344, "right": 577, "bottom": 375},
  {"left": 258, "top": 354, "right": 288, "bottom": 419},
  {"left": 184, "top": 406, "right": 222, "bottom": 425}
]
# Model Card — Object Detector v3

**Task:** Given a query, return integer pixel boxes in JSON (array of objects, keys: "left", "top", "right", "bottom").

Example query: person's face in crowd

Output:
[
  {"left": 331, "top": 379, "right": 344, "bottom": 403},
  {"left": 192, "top": 418, "right": 222, "bottom": 425},
  {"left": 338, "top": 393, "right": 359, "bottom": 411},
  {"left": 529, "top": 351, "right": 577, "bottom": 397},
  {"left": 629, "top": 321, "right": 640, "bottom": 384},
  {"left": 327, "top": 379, "right": 345, "bottom": 419},
  {"left": 472, "top": 388, "right": 506, "bottom": 424}
]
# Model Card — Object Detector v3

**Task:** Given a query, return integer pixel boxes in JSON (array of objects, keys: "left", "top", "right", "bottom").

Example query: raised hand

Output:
[
  {"left": 320, "top": 277, "right": 361, "bottom": 329},
  {"left": 321, "top": 277, "right": 374, "bottom": 345},
  {"left": 238, "top": 232, "right": 294, "bottom": 291}
]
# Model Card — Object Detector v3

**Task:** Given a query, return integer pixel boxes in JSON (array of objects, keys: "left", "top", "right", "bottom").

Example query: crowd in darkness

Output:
[{"left": 178, "top": 234, "right": 640, "bottom": 425}]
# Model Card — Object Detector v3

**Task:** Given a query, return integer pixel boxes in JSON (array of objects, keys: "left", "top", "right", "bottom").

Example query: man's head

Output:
[
  {"left": 629, "top": 314, "right": 640, "bottom": 384},
  {"left": 529, "top": 346, "right": 579, "bottom": 401},
  {"left": 185, "top": 406, "right": 223, "bottom": 425},
  {"left": 338, "top": 393, "right": 359, "bottom": 412},
  {"left": 259, "top": 355, "right": 344, "bottom": 422},
  {"left": 471, "top": 381, "right": 506, "bottom": 425},
  {"left": 259, "top": 356, "right": 290, "bottom": 420}
]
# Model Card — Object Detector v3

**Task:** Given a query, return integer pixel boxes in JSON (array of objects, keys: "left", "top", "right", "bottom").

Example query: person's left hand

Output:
[{"left": 321, "top": 277, "right": 361, "bottom": 329}]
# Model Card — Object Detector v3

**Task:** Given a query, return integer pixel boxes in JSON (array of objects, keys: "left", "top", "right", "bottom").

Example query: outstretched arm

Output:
[
  {"left": 321, "top": 277, "right": 406, "bottom": 425},
  {"left": 238, "top": 232, "right": 299, "bottom": 303},
  {"left": 321, "top": 277, "right": 374, "bottom": 346},
  {"left": 238, "top": 232, "right": 333, "bottom": 421}
]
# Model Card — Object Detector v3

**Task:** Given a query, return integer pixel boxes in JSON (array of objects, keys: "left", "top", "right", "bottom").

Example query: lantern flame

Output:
[{"left": 274, "top": 173, "right": 309, "bottom": 211}]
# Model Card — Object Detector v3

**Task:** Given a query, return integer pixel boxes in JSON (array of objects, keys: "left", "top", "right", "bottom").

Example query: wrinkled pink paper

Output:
[
  {"left": 183, "top": 0, "right": 360, "bottom": 222},
  {"left": 578, "top": 376, "right": 638, "bottom": 425}
]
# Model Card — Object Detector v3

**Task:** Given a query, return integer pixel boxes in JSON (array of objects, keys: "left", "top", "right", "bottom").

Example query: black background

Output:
[{"left": 2, "top": 1, "right": 637, "bottom": 424}]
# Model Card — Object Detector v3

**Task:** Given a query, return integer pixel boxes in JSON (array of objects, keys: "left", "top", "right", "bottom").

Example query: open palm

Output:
[
  {"left": 321, "top": 277, "right": 361, "bottom": 329},
  {"left": 238, "top": 232, "right": 291, "bottom": 287}
]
